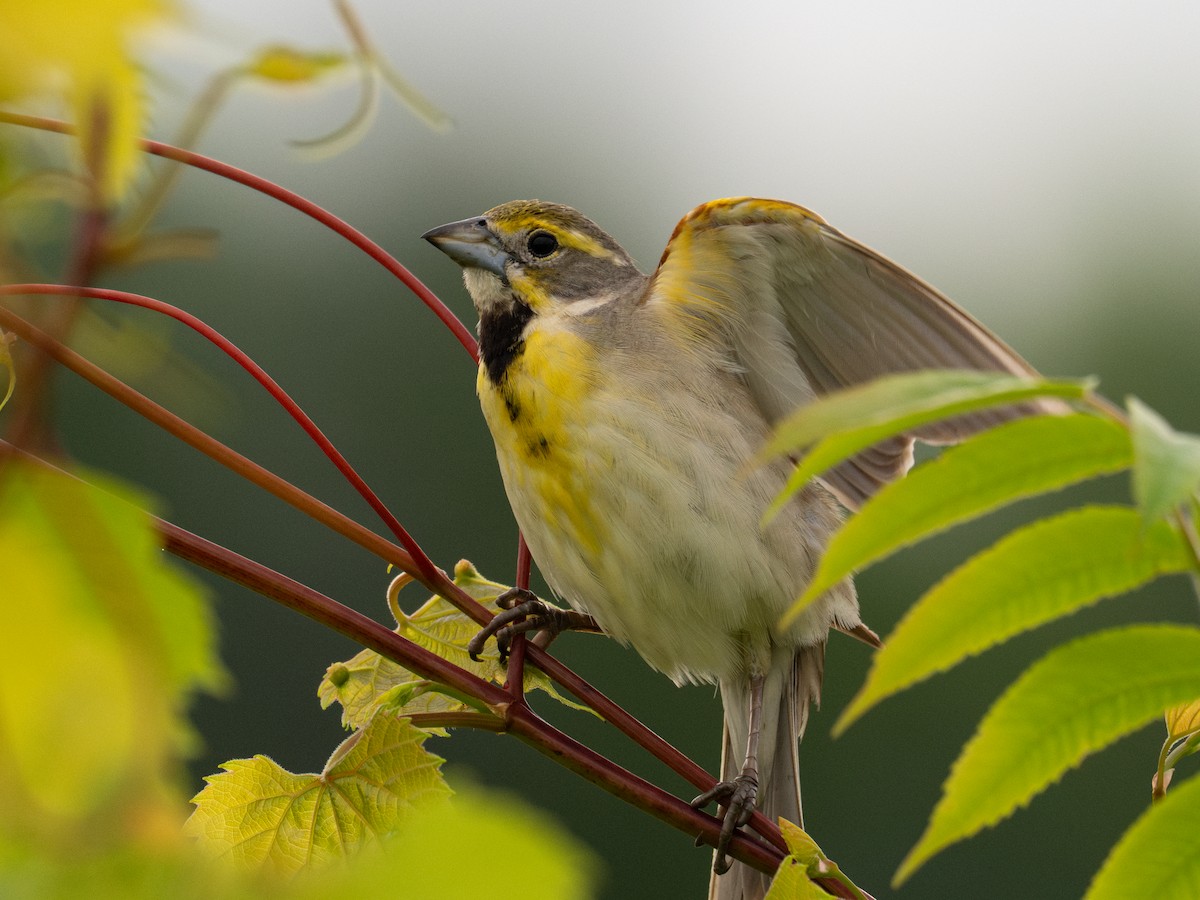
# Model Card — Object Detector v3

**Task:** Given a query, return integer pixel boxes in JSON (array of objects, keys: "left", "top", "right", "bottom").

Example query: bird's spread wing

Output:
[{"left": 643, "top": 197, "right": 1055, "bottom": 508}]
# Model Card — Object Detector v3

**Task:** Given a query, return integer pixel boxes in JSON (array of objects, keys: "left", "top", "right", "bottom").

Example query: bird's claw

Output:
[
  {"left": 691, "top": 773, "right": 760, "bottom": 874},
  {"left": 467, "top": 588, "right": 593, "bottom": 663}
]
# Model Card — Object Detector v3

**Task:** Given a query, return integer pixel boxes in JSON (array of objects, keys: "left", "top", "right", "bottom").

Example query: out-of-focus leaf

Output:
[
  {"left": 0, "top": 460, "right": 224, "bottom": 845},
  {"left": 184, "top": 713, "right": 451, "bottom": 877},
  {"left": 319, "top": 560, "right": 593, "bottom": 727},
  {"left": 292, "top": 782, "right": 595, "bottom": 900},
  {"left": 836, "top": 507, "right": 1191, "bottom": 733},
  {"left": 762, "top": 370, "right": 1091, "bottom": 525},
  {"left": 0, "top": 329, "right": 15, "bottom": 409},
  {"left": 0, "top": 0, "right": 175, "bottom": 200},
  {"left": 1129, "top": 397, "right": 1200, "bottom": 522},
  {"left": 243, "top": 46, "right": 350, "bottom": 84},
  {"left": 897, "top": 626, "right": 1200, "bottom": 885},
  {"left": 1086, "top": 772, "right": 1200, "bottom": 900},
  {"left": 796, "top": 414, "right": 1131, "bottom": 610}
]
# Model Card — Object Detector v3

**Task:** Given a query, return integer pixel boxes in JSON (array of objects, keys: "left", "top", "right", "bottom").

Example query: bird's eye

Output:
[{"left": 527, "top": 230, "right": 559, "bottom": 258}]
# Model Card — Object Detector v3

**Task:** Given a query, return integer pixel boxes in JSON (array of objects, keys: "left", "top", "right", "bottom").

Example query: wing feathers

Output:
[{"left": 648, "top": 198, "right": 1058, "bottom": 506}]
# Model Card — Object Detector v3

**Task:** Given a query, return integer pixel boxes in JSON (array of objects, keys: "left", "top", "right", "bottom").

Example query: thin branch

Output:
[
  {"left": 1, "top": 283, "right": 441, "bottom": 584},
  {"left": 0, "top": 110, "right": 479, "bottom": 362}
]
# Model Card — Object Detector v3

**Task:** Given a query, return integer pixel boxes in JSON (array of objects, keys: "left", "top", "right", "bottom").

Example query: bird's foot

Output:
[
  {"left": 691, "top": 772, "right": 759, "bottom": 874},
  {"left": 467, "top": 587, "right": 597, "bottom": 663}
]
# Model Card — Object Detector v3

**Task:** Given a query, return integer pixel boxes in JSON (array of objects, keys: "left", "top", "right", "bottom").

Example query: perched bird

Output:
[{"left": 424, "top": 197, "right": 1048, "bottom": 899}]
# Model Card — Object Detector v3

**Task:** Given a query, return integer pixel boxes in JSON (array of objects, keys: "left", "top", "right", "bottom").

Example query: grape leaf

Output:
[
  {"left": 184, "top": 713, "right": 451, "bottom": 876},
  {"left": 318, "top": 560, "right": 593, "bottom": 727}
]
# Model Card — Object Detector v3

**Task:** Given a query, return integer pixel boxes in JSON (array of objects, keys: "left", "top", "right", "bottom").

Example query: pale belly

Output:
[{"left": 479, "top": 352, "right": 857, "bottom": 685}]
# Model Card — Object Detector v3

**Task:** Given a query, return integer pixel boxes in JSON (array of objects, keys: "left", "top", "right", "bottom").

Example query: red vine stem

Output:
[
  {"left": 0, "top": 283, "right": 440, "bottom": 584},
  {"left": 0, "top": 110, "right": 479, "bottom": 362}
]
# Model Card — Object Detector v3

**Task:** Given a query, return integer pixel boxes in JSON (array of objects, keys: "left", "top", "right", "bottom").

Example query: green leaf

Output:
[
  {"left": 184, "top": 713, "right": 452, "bottom": 876},
  {"left": 1129, "top": 397, "right": 1200, "bottom": 522},
  {"left": 794, "top": 414, "right": 1131, "bottom": 612},
  {"left": 318, "top": 560, "right": 594, "bottom": 727},
  {"left": 761, "top": 370, "right": 1091, "bottom": 523},
  {"left": 836, "top": 507, "right": 1192, "bottom": 733},
  {"left": 1086, "top": 772, "right": 1200, "bottom": 900},
  {"left": 0, "top": 460, "right": 224, "bottom": 843},
  {"left": 897, "top": 625, "right": 1200, "bottom": 885},
  {"left": 292, "top": 784, "right": 595, "bottom": 900}
]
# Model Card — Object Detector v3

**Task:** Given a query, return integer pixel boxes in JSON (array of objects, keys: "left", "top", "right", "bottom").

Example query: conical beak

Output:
[{"left": 421, "top": 217, "right": 509, "bottom": 278}]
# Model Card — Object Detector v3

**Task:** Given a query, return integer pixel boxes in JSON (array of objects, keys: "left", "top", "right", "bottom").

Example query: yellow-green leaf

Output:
[
  {"left": 795, "top": 414, "right": 1131, "bottom": 611},
  {"left": 292, "top": 783, "right": 595, "bottom": 900},
  {"left": 184, "top": 713, "right": 451, "bottom": 876},
  {"left": 1086, "top": 772, "right": 1200, "bottom": 900},
  {"left": 897, "top": 625, "right": 1200, "bottom": 885},
  {"left": 0, "top": 460, "right": 224, "bottom": 844},
  {"left": 0, "top": 0, "right": 174, "bottom": 200},
  {"left": 243, "top": 46, "right": 350, "bottom": 84},
  {"left": 1166, "top": 699, "right": 1200, "bottom": 743},
  {"left": 318, "top": 560, "right": 593, "bottom": 726},
  {"left": 763, "top": 371, "right": 1091, "bottom": 523},
  {"left": 1129, "top": 397, "right": 1200, "bottom": 522},
  {"left": 836, "top": 507, "right": 1191, "bottom": 733}
]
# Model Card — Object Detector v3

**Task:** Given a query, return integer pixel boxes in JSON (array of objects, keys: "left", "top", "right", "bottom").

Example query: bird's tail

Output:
[{"left": 709, "top": 643, "right": 824, "bottom": 900}]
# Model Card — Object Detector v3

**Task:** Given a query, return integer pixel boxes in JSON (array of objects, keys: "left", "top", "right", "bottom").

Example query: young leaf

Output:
[
  {"left": 795, "top": 414, "right": 1131, "bottom": 610},
  {"left": 765, "top": 820, "right": 862, "bottom": 899},
  {"left": 185, "top": 713, "right": 451, "bottom": 876},
  {"left": 1129, "top": 397, "right": 1200, "bottom": 522},
  {"left": 761, "top": 370, "right": 1091, "bottom": 523},
  {"left": 318, "top": 560, "right": 593, "bottom": 727},
  {"left": 836, "top": 506, "right": 1192, "bottom": 732},
  {"left": 1087, "top": 771, "right": 1200, "bottom": 900},
  {"left": 1166, "top": 698, "right": 1200, "bottom": 744},
  {"left": 897, "top": 625, "right": 1200, "bottom": 885}
]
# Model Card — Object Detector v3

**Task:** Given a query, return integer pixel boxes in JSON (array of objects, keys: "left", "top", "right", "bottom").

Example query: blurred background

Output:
[{"left": 11, "top": 0, "right": 1200, "bottom": 896}]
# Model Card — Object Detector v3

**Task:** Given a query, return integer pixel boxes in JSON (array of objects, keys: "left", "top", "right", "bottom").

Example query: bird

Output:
[{"left": 423, "top": 197, "right": 1050, "bottom": 899}]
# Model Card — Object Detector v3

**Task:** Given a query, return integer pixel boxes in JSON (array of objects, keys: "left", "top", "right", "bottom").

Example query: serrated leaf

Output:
[
  {"left": 837, "top": 507, "right": 1191, "bottom": 732},
  {"left": 897, "top": 625, "right": 1200, "bottom": 885},
  {"left": 762, "top": 371, "right": 1090, "bottom": 523},
  {"left": 1086, "top": 772, "right": 1200, "bottom": 900},
  {"left": 1129, "top": 397, "right": 1200, "bottom": 522},
  {"left": 184, "top": 713, "right": 451, "bottom": 877},
  {"left": 0, "top": 460, "right": 224, "bottom": 842},
  {"left": 795, "top": 414, "right": 1131, "bottom": 611},
  {"left": 318, "top": 560, "right": 594, "bottom": 727}
]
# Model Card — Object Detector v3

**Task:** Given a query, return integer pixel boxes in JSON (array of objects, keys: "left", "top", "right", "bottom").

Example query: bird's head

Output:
[{"left": 422, "top": 200, "right": 644, "bottom": 317}]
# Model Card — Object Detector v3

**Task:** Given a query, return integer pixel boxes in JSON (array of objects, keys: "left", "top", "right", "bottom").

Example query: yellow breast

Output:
[{"left": 477, "top": 324, "right": 605, "bottom": 557}]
